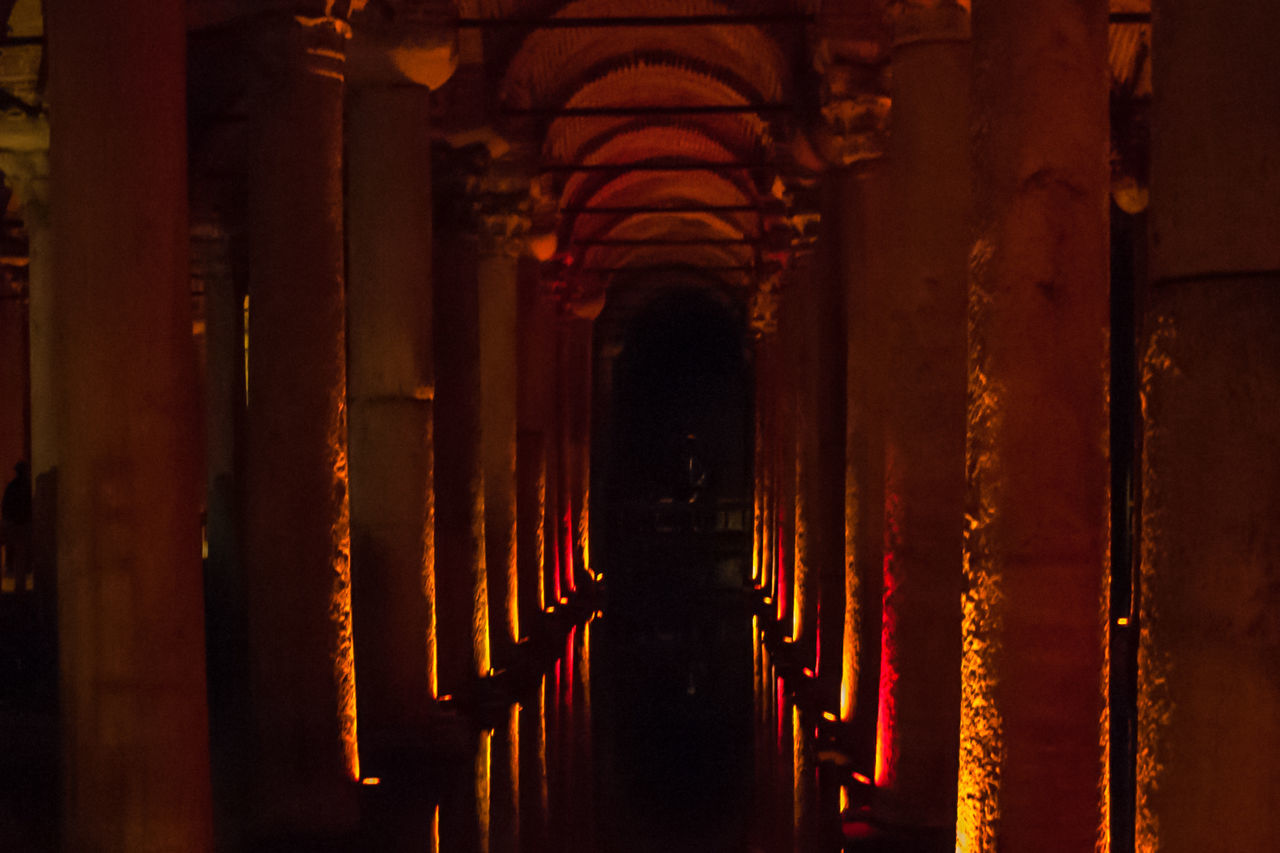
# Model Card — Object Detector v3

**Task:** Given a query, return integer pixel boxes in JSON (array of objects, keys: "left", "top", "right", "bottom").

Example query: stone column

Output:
[
  {"left": 563, "top": 313, "right": 595, "bottom": 590},
  {"left": 1137, "top": 1, "right": 1280, "bottom": 849},
  {"left": 553, "top": 313, "right": 593, "bottom": 597},
  {"left": 961, "top": 0, "right": 1109, "bottom": 849},
  {"left": 432, "top": 161, "right": 491, "bottom": 697},
  {"left": 518, "top": 266, "right": 557, "bottom": 623},
  {"left": 479, "top": 205, "right": 528, "bottom": 663},
  {"left": 346, "top": 84, "right": 438, "bottom": 763},
  {"left": 872, "top": 0, "right": 970, "bottom": 829},
  {"left": 750, "top": 275, "right": 780, "bottom": 599},
  {"left": 47, "top": 0, "right": 213, "bottom": 847},
  {"left": 243, "top": 15, "right": 359, "bottom": 836},
  {"left": 774, "top": 287, "right": 800, "bottom": 635},
  {"left": 839, "top": 164, "right": 890, "bottom": 778}
]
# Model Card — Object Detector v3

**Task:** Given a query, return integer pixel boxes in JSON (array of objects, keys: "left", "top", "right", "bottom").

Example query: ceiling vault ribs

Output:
[
  {"left": 489, "top": 0, "right": 810, "bottom": 306},
  {"left": 457, "top": 13, "right": 814, "bottom": 29}
]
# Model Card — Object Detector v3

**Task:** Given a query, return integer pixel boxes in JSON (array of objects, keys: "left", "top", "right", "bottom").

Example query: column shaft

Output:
[
  {"left": 1137, "top": 1, "right": 1280, "bottom": 849},
  {"left": 874, "top": 2, "right": 970, "bottom": 827},
  {"left": 517, "top": 270, "right": 556, "bottom": 622},
  {"left": 346, "top": 84, "right": 438, "bottom": 756},
  {"left": 839, "top": 165, "right": 889, "bottom": 776},
  {"left": 244, "top": 15, "right": 358, "bottom": 833},
  {"left": 962, "top": 0, "right": 1110, "bottom": 849},
  {"left": 47, "top": 0, "right": 213, "bottom": 847},
  {"left": 808, "top": 181, "right": 849, "bottom": 708},
  {"left": 480, "top": 246, "right": 520, "bottom": 657},
  {"left": 433, "top": 230, "right": 491, "bottom": 694}
]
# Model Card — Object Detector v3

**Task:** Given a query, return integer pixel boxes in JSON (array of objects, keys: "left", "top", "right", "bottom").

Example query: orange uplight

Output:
[
  {"left": 822, "top": 711, "right": 837, "bottom": 722},
  {"left": 803, "top": 667, "right": 815, "bottom": 678},
  {"left": 851, "top": 772, "right": 872, "bottom": 786},
  {"left": 361, "top": 777, "right": 381, "bottom": 786},
  {"left": 1117, "top": 616, "right": 1130, "bottom": 626},
  {"left": 330, "top": 440, "right": 360, "bottom": 781},
  {"left": 438, "top": 694, "right": 453, "bottom": 702},
  {"left": 957, "top": 359, "right": 1004, "bottom": 853},
  {"left": 476, "top": 729, "right": 492, "bottom": 853}
]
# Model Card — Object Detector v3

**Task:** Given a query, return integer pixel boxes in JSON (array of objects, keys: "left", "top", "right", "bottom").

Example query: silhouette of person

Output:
[
  {"left": 669, "top": 434, "right": 709, "bottom": 503},
  {"left": 2, "top": 460, "right": 32, "bottom": 584}
]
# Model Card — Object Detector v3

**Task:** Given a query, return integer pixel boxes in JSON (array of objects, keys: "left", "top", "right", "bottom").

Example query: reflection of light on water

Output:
[
  {"left": 509, "top": 702, "right": 521, "bottom": 846},
  {"left": 581, "top": 619, "right": 592, "bottom": 721},
  {"left": 431, "top": 804, "right": 440, "bottom": 853},
  {"left": 477, "top": 728, "right": 492, "bottom": 853},
  {"left": 538, "top": 674, "right": 549, "bottom": 817},
  {"left": 792, "top": 703, "right": 808, "bottom": 844}
]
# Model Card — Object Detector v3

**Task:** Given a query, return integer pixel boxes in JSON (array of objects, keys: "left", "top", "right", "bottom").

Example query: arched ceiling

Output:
[{"left": 469, "top": 0, "right": 817, "bottom": 303}]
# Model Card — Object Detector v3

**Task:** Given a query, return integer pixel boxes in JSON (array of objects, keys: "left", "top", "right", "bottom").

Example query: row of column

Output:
[
  {"left": 756, "top": 0, "right": 1280, "bottom": 849},
  {"left": 36, "top": 9, "right": 599, "bottom": 847}
]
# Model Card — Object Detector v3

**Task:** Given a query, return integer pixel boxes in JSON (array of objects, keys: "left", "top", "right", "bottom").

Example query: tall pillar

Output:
[
  {"left": 518, "top": 266, "right": 557, "bottom": 624},
  {"left": 479, "top": 206, "right": 528, "bottom": 662},
  {"left": 749, "top": 275, "right": 780, "bottom": 599},
  {"left": 1137, "top": 2, "right": 1280, "bottom": 849},
  {"left": 243, "top": 15, "right": 359, "bottom": 835},
  {"left": 47, "top": 0, "right": 213, "bottom": 847},
  {"left": 836, "top": 163, "right": 890, "bottom": 778},
  {"left": 873, "top": 0, "right": 970, "bottom": 828},
  {"left": 563, "top": 313, "right": 595, "bottom": 588},
  {"left": 346, "top": 84, "right": 438, "bottom": 762},
  {"left": 961, "top": 0, "right": 1110, "bottom": 849},
  {"left": 433, "top": 162, "right": 491, "bottom": 696},
  {"left": 775, "top": 286, "right": 800, "bottom": 634}
]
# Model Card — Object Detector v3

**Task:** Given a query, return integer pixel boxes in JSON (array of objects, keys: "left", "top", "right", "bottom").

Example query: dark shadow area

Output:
[{"left": 593, "top": 284, "right": 756, "bottom": 850}]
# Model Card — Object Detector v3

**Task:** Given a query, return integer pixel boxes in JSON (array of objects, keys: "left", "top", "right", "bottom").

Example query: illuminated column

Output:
[
  {"left": 962, "top": 0, "right": 1109, "bottom": 849},
  {"left": 47, "top": 0, "right": 213, "bottom": 846},
  {"left": 478, "top": 202, "right": 529, "bottom": 663},
  {"left": 346, "top": 84, "right": 438, "bottom": 760},
  {"left": 775, "top": 283, "right": 800, "bottom": 634},
  {"left": 555, "top": 311, "right": 594, "bottom": 595},
  {"left": 806, "top": 187, "right": 853, "bottom": 708},
  {"left": 792, "top": 250, "right": 840, "bottom": 676},
  {"left": 810, "top": 27, "right": 894, "bottom": 770},
  {"left": 749, "top": 275, "right": 780, "bottom": 597},
  {"left": 837, "top": 163, "right": 890, "bottom": 776},
  {"left": 432, "top": 177, "right": 491, "bottom": 697},
  {"left": 873, "top": 1, "right": 970, "bottom": 828},
  {"left": 243, "top": 15, "right": 359, "bottom": 834},
  {"left": 564, "top": 312, "right": 595, "bottom": 589},
  {"left": 1137, "top": 2, "right": 1280, "bottom": 849},
  {"left": 518, "top": 267, "right": 557, "bottom": 622}
]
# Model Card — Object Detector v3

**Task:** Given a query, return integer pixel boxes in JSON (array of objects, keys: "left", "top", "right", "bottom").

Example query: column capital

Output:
[
  {"left": 811, "top": 2, "right": 891, "bottom": 166},
  {"left": 749, "top": 268, "right": 783, "bottom": 338},
  {"left": 892, "top": 1, "right": 971, "bottom": 49},
  {"left": 814, "top": 62, "right": 890, "bottom": 166},
  {"left": 0, "top": 115, "right": 50, "bottom": 226},
  {"left": 250, "top": 13, "right": 351, "bottom": 87},
  {"left": 348, "top": 1, "right": 458, "bottom": 89}
]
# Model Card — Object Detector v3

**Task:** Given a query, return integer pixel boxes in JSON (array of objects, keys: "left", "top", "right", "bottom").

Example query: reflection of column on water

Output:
[
  {"left": 491, "top": 703, "right": 519, "bottom": 853},
  {"left": 476, "top": 728, "right": 491, "bottom": 853}
]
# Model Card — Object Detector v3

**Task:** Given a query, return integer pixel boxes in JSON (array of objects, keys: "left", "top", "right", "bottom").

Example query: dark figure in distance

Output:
[{"left": 2, "top": 460, "right": 31, "bottom": 582}]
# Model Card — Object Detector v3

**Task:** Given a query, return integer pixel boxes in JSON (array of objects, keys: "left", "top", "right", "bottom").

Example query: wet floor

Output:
[{"left": 358, "top": 582, "right": 847, "bottom": 853}]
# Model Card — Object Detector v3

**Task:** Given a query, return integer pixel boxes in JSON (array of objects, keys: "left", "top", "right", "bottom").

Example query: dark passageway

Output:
[{"left": 4, "top": 2, "right": 1279, "bottom": 851}]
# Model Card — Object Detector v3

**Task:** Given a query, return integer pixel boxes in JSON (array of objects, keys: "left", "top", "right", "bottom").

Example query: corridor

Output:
[{"left": 2, "top": 0, "right": 1279, "bottom": 850}]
